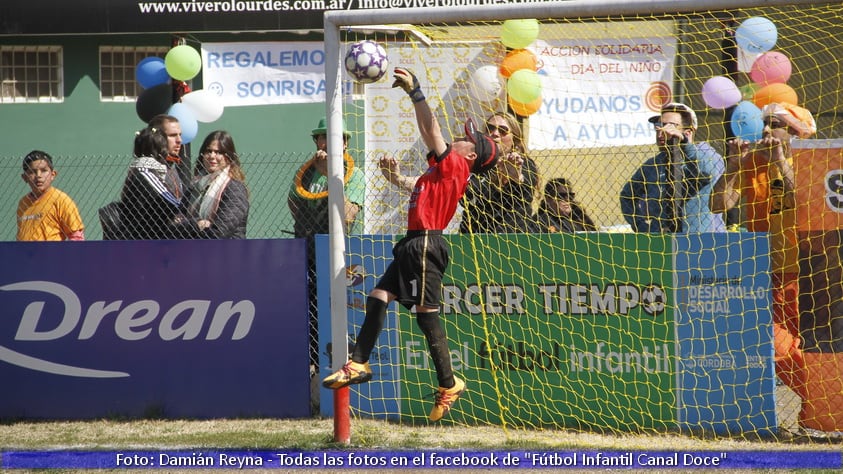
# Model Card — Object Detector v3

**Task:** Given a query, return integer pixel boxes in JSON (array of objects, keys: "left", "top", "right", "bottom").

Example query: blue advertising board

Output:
[
  {"left": 316, "top": 235, "right": 401, "bottom": 418},
  {"left": 0, "top": 239, "right": 310, "bottom": 419},
  {"left": 674, "top": 233, "right": 775, "bottom": 435}
]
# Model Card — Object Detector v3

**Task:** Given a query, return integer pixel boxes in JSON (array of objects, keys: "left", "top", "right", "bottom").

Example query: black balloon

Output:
[{"left": 136, "top": 83, "right": 172, "bottom": 123}]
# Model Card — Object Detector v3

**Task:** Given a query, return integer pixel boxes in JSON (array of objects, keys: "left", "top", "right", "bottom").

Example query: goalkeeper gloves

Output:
[{"left": 392, "top": 67, "right": 425, "bottom": 103}]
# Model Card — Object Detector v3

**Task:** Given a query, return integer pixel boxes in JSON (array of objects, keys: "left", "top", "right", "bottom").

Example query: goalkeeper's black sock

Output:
[
  {"left": 351, "top": 296, "right": 388, "bottom": 364},
  {"left": 416, "top": 311, "right": 455, "bottom": 388}
]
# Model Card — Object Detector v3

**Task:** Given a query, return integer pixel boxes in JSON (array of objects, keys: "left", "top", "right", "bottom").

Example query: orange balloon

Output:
[
  {"left": 752, "top": 82, "right": 798, "bottom": 108},
  {"left": 509, "top": 95, "right": 541, "bottom": 116},
  {"left": 499, "top": 49, "right": 537, "bottom": 78}
]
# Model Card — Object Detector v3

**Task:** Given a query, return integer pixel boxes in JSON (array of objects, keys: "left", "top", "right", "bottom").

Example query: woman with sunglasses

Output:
[
  {"left": 532, "top": 178, "right": 597, "bottom": 233},
  {"left": 458, "top": 112, "right": 539, "bottom": 234}
]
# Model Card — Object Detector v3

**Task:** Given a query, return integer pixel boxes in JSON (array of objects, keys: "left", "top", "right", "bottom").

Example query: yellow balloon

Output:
[
  {"left": 501, "top": 19, "right": 540, "bottom": 49},
  {"left": 507, "top": 69, "right": 542, "bottom": 104}
]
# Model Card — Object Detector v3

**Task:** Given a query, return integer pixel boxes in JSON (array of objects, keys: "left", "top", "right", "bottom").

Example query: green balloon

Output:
[
  {"left": 165, "top": 45, "right": 202, "bottom": 81},
  {"left": 507, "top": 69, "right": 542, "bottom": 104},
  {"left": 501, "top": 19, "right": 540, "bottom": 49}
]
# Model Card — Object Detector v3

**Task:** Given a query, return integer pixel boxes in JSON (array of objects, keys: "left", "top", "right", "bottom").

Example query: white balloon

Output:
[
  {"left": 180, "top": 89, "right": 224, "bottom": 123},
  {"left": 468, "top": 65, "right": 503, "bottom": 103}
]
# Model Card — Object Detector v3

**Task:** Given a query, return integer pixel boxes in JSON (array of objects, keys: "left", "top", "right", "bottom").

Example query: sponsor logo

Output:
[{"left": 1, "top": 281, "right": 255, "bottom": 378}]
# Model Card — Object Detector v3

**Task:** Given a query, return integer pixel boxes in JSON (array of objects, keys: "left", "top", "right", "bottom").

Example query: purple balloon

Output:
[
  {"left": 702, "top": 76, "right": 741, "bottom": 109},
  {"left": 135, "top": 57, "right": 169, "bottom": 89}
]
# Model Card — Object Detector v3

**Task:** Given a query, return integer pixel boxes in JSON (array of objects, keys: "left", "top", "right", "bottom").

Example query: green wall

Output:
[{"left": 0, "top": 33, "right": 359, "bottom": 241}]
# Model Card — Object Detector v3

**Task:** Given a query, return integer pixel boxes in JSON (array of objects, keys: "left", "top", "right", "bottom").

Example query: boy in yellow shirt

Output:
[{"left": 17, "top": 150, "right": 85, "bottom": 241}]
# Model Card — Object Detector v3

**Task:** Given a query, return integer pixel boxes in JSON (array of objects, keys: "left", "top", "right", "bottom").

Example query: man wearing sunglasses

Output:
[
  {"left": 619, "top": 102, "right": 721, "bottom": 233},
  {"left": 324, "top": 67, "right": 499, "bottom": 422},
  {"left": 710, "top": 102, "right": 817, "bottom": 410}
]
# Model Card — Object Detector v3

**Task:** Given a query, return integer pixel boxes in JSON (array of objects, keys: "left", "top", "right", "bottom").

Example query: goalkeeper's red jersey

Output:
[{"left": 406, "top": 146, "right": 471, "bottom": 231}]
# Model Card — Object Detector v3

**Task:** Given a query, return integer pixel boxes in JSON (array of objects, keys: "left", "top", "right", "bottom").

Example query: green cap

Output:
[{"left": 311, "top": 117, "right": 350, "bottom": 137}]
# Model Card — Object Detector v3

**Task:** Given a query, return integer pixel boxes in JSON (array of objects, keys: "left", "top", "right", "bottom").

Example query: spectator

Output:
[
  {"left": 119, "top": 126, "right": 186, "bottom": 240},
  {"left": 532, "top": 178, "right": 597, "bottom": 233},
  {"left": 710, "top": 102, "right": 817, "bottom": 405},
  {"left": 148, "top": 114, "right": 190, "bottom": 201},
  {"left": 186, "top": 130, "right": 250, "bottom": 239},
  {"left": 323, "top": 67, "right": 500, "bottom": 422},
  {"left": 16, "top": 150, "right": 85, "bottom": 241},
  {"left": 288, "top": 117, "right": 365, "bottom": 377},
  {"left": 288, "top": 117, "right": 365, "bottom": 237},
  {"left": 380, "top": 112, "right": 539, "bottom": 234},
  {"left": 619, "top": 102, "right": 716, "bottom": 233},
  {"left": 460, "top": 112, "right": 539, "bottom": 233}
]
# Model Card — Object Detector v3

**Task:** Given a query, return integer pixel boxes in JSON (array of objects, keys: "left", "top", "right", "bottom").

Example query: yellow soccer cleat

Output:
[
  {"left": 322, "top": 360, "right": 372, "bottom": 389},
  {"left": 429, "top": 376, "right": 465, "bottom": 421}
]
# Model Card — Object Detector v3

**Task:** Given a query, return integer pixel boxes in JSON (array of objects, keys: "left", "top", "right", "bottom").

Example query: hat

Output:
[
  {"left": 464, "top": 118, "right": 500, "bottom": 174},
  {"left": 648, "top": 102, "right": 698, "bottom": 130},
  {"left": 761, "top": 103, "right": 816, "bottom": 138},
  {"left": 311, "top": 117, "right": 350, "bottom": 138}
]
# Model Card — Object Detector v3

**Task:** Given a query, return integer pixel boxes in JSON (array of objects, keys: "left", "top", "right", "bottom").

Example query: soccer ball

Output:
[{"left": 345, "top": 40, "right": 389, "bottom": 84}]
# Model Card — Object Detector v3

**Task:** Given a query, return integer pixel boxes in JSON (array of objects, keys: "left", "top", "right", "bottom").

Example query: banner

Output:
[
  {"left": 529, "top": 36, "right": 675, "bottom": 149},
  {"left": 0, "top": 240, "right": 310, "bottom": 419},
  {"left": 318, "top": 233, "right": 774, "bottom": 433},
  {"left": 201, "top": 42, "right": 353, "bottom": 106},
  {"left": 793, "top": 138, "right": 843, "bottom": 231}
]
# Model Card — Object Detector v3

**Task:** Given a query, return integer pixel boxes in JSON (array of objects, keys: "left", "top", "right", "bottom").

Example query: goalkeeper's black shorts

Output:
[{"left": 376, "top": 230, "right": 448, "bottom": 311}]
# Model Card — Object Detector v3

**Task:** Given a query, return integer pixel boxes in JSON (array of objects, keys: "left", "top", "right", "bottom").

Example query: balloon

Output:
[
  {"left": 701, "top": 76, "right": 741, "bottom": 109},
  {"left": 501, "top": 19, "right": 540, "bottom": 49},
  {"left": 135, "top": 57, "right": 169, "bottom": 89},
  {"left": 750, "top": 51, "right": 792, "bottom": 86},
  {"left": 735, "top": 17, "right": 777, "bottom": 53},
  {"left": 180, "top": 89, "right": 224, "bottom": 122},
  {"left": 739, "top": 82, "right": 760, "bottom": 101},
  {"left": 136, "top": 83, "right": 172, "bottom": 123},
  {"left": 731, "top": 100, "right": 764, "bottom": 142},
  {"left": 167, "top": 103, "right": 199, "bottom": 144},
  {"left": 506, "top": 69, "right": 542, "bottom": 104},
  {"left": 499, "top": 49, "right": 537, "bottom": 78},
  {"left": 508, "top": 95, "right": 541, "bottom": 117},
  {"left": 753, "top": 82, "right": 798, "bottom": 108},
  {"left": 467, "top": 65, "right": 503, "bottom": 103},
  {"left": 165, "top": 45, "right": 202, "bottom": 81}
]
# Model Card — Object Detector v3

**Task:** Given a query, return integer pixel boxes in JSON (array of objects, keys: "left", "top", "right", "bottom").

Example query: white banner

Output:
[
  {"left": 200, "top": 42, "right": 352, "bottom": 106},
  {"left": 528, "top": 37, "right": 676, "bottom": 149}
]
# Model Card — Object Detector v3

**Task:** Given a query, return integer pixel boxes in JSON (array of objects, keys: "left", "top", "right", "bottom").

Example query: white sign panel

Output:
[
  {"left": 201, "top": 42, "right": 351, "bottom": 106},
  {"left": 529, "top": 37, "right": 676, "bottom": 149}
]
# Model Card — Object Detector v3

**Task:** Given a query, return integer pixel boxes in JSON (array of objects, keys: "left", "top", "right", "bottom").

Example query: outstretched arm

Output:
[
  {"left": 392, "top": 68, "right": 447, "bottom": 157},
  {"left": 379, "top": 154, "right": 418, "bottom": 192}
]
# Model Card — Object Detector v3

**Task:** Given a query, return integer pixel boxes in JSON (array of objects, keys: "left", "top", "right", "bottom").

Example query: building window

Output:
[
  {"left": 0, "top": 46, "right": 63, "bottom": 103},
  {"left": 100, "top": 46, "right": 169, "bottom": 102}
]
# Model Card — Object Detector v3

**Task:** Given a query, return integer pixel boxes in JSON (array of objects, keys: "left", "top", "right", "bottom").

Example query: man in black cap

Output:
[{"left": 323, "top": 67, "right": 499, "bottom": 422}]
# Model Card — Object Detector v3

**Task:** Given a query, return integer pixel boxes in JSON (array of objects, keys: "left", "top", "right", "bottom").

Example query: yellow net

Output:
[{"left": 326, "top": 1, "right": 843, "bottom": 439}]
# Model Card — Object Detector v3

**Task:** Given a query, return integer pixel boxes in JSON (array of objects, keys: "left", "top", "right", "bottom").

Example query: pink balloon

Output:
[
  {"left": 750, "top": 51, "right": 792, "bottom": 86},
  {"left": 701, "top": 76, "right": 741, "bottom": 109}
]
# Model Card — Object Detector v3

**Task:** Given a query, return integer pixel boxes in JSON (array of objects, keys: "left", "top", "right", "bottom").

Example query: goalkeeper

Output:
[{"left": 323, "top": 67, "right": 500, "bottom": 421}]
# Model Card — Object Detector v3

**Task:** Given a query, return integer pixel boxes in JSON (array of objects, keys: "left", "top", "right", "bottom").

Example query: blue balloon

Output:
[
  {"left": 731, "top": 101, "right": 764, "bottom": 142},
  {"left": 167, "top": 103, "right": 199, "bottom": 144},
  {"left": 135, "top": 57, "right": 169, "bottom": 89},
  {"left": 735, "top": 17, "right": 777, "bottom": 54}
]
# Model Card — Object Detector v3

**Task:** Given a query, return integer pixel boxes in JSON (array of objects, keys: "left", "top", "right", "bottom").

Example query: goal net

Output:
[{"left": 320, "top": 0, "right": 843, "bottom": 438}]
